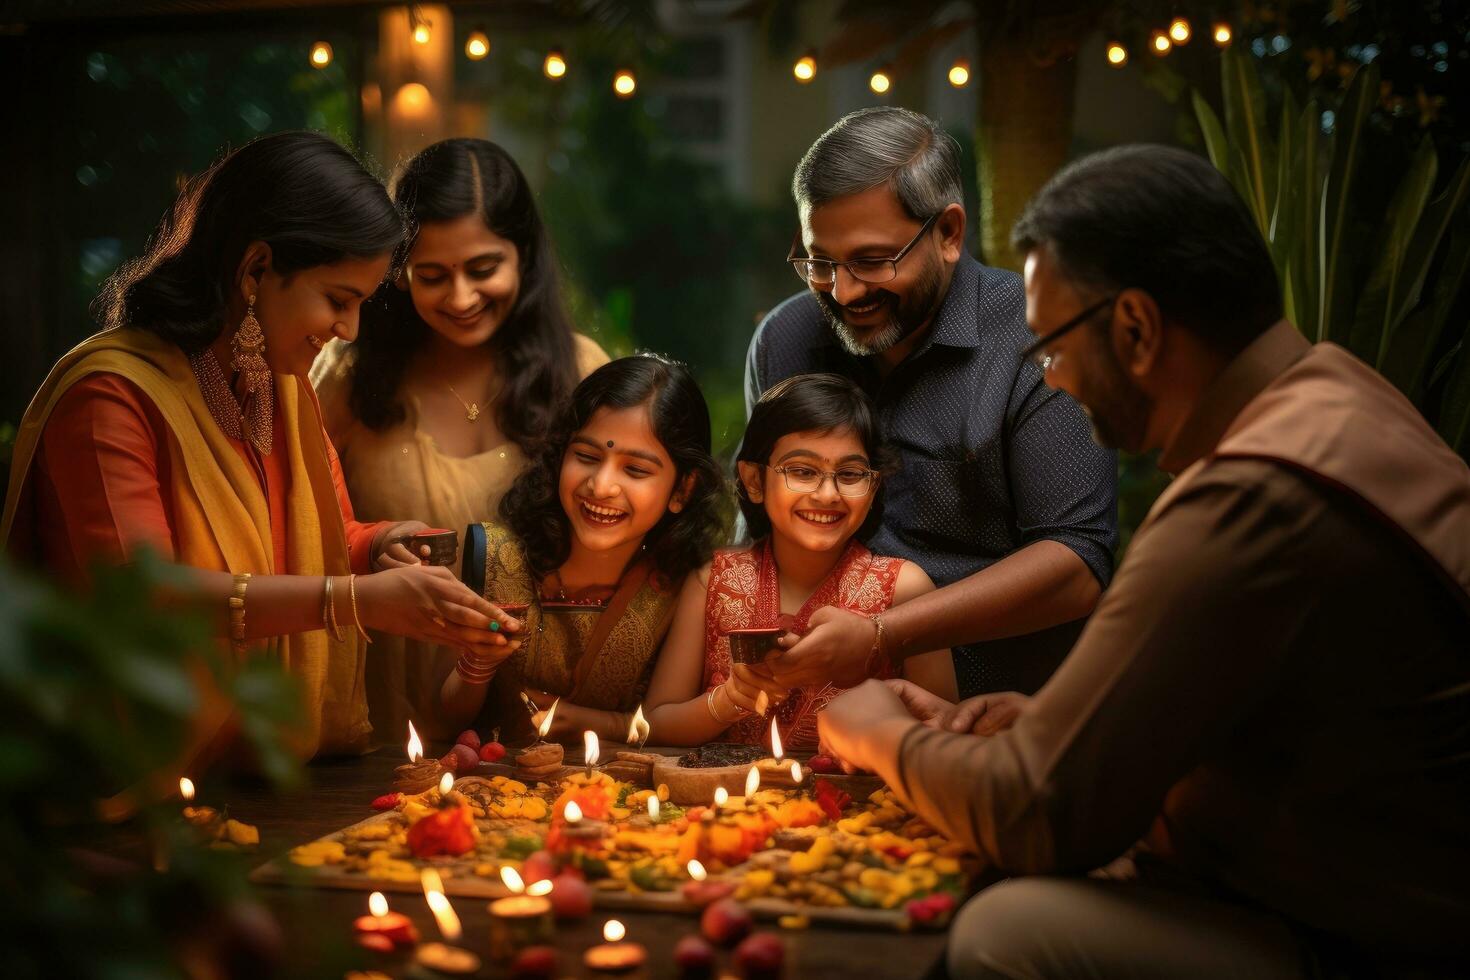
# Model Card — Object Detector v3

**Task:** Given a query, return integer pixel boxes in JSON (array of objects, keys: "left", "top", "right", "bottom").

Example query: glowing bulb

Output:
[
  {"left": 500, "top": 866, "right": 525, "bottom": 894},
  {"left": 439, "top": 771, "right": 453, "bottom": 795},
  {"left": 465, "top": 30, "right": 489, "bottom": 60},
  {"left": 713, "top": 786, "right": 729, "bottom": 808},
  {"left": 793, "top": 54, "right": 816, "bottom": 82},
  {"left": 647, "top": 796, "right": 660, "bottom": 821},
  {"left": 1169, "top": 18, "right": 1192, "bottom": 44},
  {"left": 544, "top": 50, "right": 567, "bottom": 79},
  {"left": 309, "top": 41, "right": 333, "bottom": 69},
  {"left": 1213, "top": 23, "right": 1233, "bottom": 47},
  {"left": 179, "top": 777, "right": 195, "bottom": 801},
  {"left": 790, "top": 760, "right": 803, "bottom": 783},
  {"left": 604, "top": 919, "right": 626, "bottom": 942},
  {"left": 413, "top": 23, "right": 431, "bottom": 45},
  {"left": 613, "top": 69, "right": 636, "bottom": 98},
  {"left": 1106, "top": 43, "right": 1128, "bottom": 66},
  {"left": 406, "top": 721, "right": 424, "bottom": 761},
  {"left": 687, "top": 859, "right": 708, "bottom": 881},
  {"left": 369, "top": 892, "right": 389, "bottom": 918},
  {"left": 527, "top": 878, "right": 554, "bottom": 896},
  {"left": 564, "top": 800, "right": 583, "bottom": 824},
  {"left": 745, "top": 765, "right": 760, "bottom": 798},
  {"left": 947, "top": 59, "right": 970, "bottom": 88},
  {"left": 869, "top": 70, "right": 891, "bottom": 94},
  {"left": 770, "top": 718, "right": 783, "bottom": 761},
  {"left": 1151, "top": 31, "right": 1172, "bottom": 55}
]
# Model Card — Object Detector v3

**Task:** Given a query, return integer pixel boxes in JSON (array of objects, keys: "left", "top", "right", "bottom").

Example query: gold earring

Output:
[{"left": 230, "top": 294, "right": 271, "bottom": 396}]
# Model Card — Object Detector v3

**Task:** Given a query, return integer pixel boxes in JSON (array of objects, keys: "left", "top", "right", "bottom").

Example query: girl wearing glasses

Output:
[{"left": 644, "top": 373, "right": 955, "bottom": 748}]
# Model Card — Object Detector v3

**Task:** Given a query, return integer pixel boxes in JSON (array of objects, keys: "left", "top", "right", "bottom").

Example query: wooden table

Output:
[{"left": 231, "top": 748, "right": 951, "bottom": 979}]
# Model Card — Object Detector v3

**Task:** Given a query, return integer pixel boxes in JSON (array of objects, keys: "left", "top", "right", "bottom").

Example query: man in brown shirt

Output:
[{"left": 817, "top": 145, "right": 1470, "bottom": 978}]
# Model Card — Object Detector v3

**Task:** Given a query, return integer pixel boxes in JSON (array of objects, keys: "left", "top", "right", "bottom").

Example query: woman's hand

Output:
[
  {"left": 883, "top": 678, "right": 957, "bottom": 728},
  {"left": 731, "top": 664, "right": 789, "bottom": 709},
  {"left": 941, "top": 691, "right": 1031, "bottom": 736},
  {"left": 355, "top": 565, "right": 521, "bottom": 660},
  {"left": 372, "top": 520, "right": 433, "bottom": 570}
]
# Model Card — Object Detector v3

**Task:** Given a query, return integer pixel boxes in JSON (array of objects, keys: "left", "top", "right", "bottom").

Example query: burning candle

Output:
[
  {"left": 625, "top": 704, "right": 650, "bottom": 749},
  {"left": 407, "top": 721, "right": 424, "bottom": 762},
  {"left": 179, "top": 776, "right": 220, "bottom": 831},
  {"left": 647, "top": 795, "right": 660, "bottom": 822},
  {"left": 770, "top": 717, "right": 784, "bottom": 761},
  {"left": 488, "top": 872, "right": 555, "bottom": 965},
  {"left": 353, "top": 890, "right": 419, "bottom": 951},
  {"left": 790, "top": 760, "right": 803, "bottom": 783},
  {"left": 417, "top": 868, "right": 481, "bottom": 975},
  {"left": 584, "top": 730, "right": 600, "bottom": 778},
  {"left": 179, "top": 777, "right": 195, "bottom": 800},
  {"left": 537, "top": 698, "right": 560, "bottom": 740},
  {"left": 584, "top": 918, "right": 647, "bottom": 973},
  {"left": 439, "top": 771, "right": 454, "bottom": 795},
  {"left": 527, "top": 878, "right": 554, "bottom": 897},
  {"left": 713, "top": 787, "right": 729, "bottom": 810},
  {"left": 565, "top": 800, "right": 584, "bottom": 824},
  {"left": 745, "top": 765, "right": 760, "bottom": 798},
  {"left": 680, "top": 858, "right": 736, "bottom": 907},
  {"left": 501, "top": 866, "right": 526, "bottom": 893}
]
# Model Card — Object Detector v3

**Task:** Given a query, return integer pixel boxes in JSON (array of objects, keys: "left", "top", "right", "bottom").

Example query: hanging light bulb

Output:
[
  {"left": 309, "top": 41, "right": 333, "bottom": 69},
  {"left": 1169, "top": 17, "right": 1192, "bottom": 45},
  {"left": 544, "top": 49, "right": 567, "bottom": 79},
  {"left": 869, "top": 69, "right": 891, "bottom": 94},
  {"left": 947, "top": 58, "right": 970, "bottom": 87},
  {"left": 411, "top": 9, "right": 432, "bottom": 47},
  {"left": 613, "top": 68, "right": 637, "bottom": 98},
  {"left": 1106, "top": 42, "right": 1128, "bottom": 67},
  {"left": 793, "top": 51, "right": 816, "bottom": 83},
  {"left": 1151, "top": 30, "right": 1172, "bottom": 56},
  {"left": 465, "top": 29, "right": 489, "bottom": 61},
  {"left": 1212, "top": 23, "right": 1233, "bottom": 47}
]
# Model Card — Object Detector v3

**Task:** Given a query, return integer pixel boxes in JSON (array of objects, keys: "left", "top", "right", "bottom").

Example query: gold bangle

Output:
[
  {"left": 866, "top": 613, "right": 888, "bottom": 674},
  {"left": 348, "top": 573, "right": 372, "bottom": 644},
  {"left": 455, "top": 653, "right": 498, "bottom": 685},
  {"left": 229, "top": 572, "right": 251, "bottom": 657},
  {"left": 322, "top": 576, "right": 347, "bottom": 642},
  {"left": 706, "top": 685, "right": 743, "bottom": 725}
]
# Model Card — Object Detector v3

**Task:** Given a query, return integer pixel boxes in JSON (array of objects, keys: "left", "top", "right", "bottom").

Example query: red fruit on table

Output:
[
  {"left": 510, "top": 945, "right": 557, "bottom": 978},
  {"left": 438, "top": 751, "right": 460, "bottom": 774},
  {"left": 673, "top": 934, "right": 716, "bottom": 977},
  {"left": 701, "top": 898, "right": 753, "bottom": 947},
  {"left": 735, "top": 933, "right": 785, "bottom": 978},
  {"left": 456, "top": 729, "right": 481, "bottom": 750},
  {"left": 479, "top": 741, "right": 507, "bottom": 763},
  {"left": 522, "top": 849, "right": 557, "bottom": 884},
  {"left": 548, "top": 872, "right": 593, "bottom": 920},
  {"left": 448, "top": 743, "right": 480, "bottom": 773},
  {"left": 369, "top": 792, "right": 402, "bottom": 811},
  {"left": 807, "top": 755, "right": 841, "bottom": 774}
]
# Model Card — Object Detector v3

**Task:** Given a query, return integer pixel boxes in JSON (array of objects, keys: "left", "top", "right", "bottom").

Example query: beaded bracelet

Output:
[
  {"left": 228, "top": 573, "right": 251, "bottom": 657},
  {"left": 322, "top": 576, "right": 347, "bottom": 643},
  {"left": 348, "top": 573, "right": 372, "bottom": 644}
]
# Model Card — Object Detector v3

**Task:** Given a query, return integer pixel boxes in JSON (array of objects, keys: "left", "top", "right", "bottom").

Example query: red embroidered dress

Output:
[{"left": 703, "top": 538, "right": 902, "bottom": 748}]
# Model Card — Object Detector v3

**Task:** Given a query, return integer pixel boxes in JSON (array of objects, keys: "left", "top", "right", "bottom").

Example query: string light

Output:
[
  {"left": 465, "top": 29, "right": 489, "bottom": 61},
  {"left": 1106, "top": 42, "right": 1128, "bottom": 67},
  {"left": 1213, "top": 23, "right": 1233, "bottom": 47},
  {"left": 1151, "top": 30, "right": 1172, "bottom": 56},
  {"left": 947, "top": 59, "right": 970, "bottom": 87},
  {"left": 410, "top": 7, "right": 432, "bottom": 46},
  {"left": 613, "top": 68, "right": 637, "bottom": 98},
  {"left": 309, "top": 41, "right": 333, "bottom": 69},
  {"left": 1169, "top": 17, "right": 1192, "bottom": 45},
  {"left": 869, "top": 69, "right": 891, "bottom": 94},
  {"left": 793, "top": 51, "right": 816, "bottom": 83},
  {"left": 544, "top": 49, "right": 567, "bottom": 79}
]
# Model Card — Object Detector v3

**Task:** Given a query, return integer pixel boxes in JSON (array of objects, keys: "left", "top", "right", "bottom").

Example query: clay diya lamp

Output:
[
  {"left": 488, "top": 868, "right": 556, "bottom": 964},
  {"left": 353, "top": 891, "right": 419, "bottom": 953},
  {"left": 584, "top": 919, "right": 647, "bottom": 975},
  {"left": 394, "top": 720, "right": 446, "bottom": 793}
]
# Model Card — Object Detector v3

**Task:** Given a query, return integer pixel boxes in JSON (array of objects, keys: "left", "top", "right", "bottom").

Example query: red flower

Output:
[
  {"left": 812, "top": 779, "right": 851, "bottom": 822},
  {"left": 407, "top": 804, "right": 476, "bottom": 858},
  {"left": 370, "top": 792, "right": 402, "bottom": 811},
  {"left": 905, "top": 893, "right": 956, "bottom": 926}
]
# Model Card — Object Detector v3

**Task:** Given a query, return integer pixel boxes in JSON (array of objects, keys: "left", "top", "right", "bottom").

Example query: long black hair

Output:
[
  {"left": 93, "top": 131, "right": 404, "bottom": 351},
  {"left": 348, "top": 138, "right": 579, "bottom": 455},
  {"left": 736, "top": 373, "right": 894, "bottom": 541},
  {"left": 499, "top": 354, "right": 730, "bottom": 585}
]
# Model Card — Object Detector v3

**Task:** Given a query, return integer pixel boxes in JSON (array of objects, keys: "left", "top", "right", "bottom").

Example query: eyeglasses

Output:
[
  {"left": 1019, "top": 295, "right": 1116, "bottom": 372},
  {"left": 771, "top": 464, "right": 879, "bottom": 496},
  {"left": 787, "top": 213, "right": 940, "bottom": 286}
]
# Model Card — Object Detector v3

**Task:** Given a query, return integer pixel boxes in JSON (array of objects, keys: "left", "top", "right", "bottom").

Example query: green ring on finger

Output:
[{"left": 489, "top": 621, "right": 501, "bottom": 633}]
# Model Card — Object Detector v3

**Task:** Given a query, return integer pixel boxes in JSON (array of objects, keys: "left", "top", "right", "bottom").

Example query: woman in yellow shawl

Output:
[{"left": 2, "top": 132, "right": 515, "bottom": 765}]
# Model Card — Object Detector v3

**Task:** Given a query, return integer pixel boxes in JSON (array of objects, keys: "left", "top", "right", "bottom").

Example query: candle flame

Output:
[
  {"left": 179, "top": 777, "right": 195, "bottom": 801},
  {"left": 536, "top": 698, "right": 560, "bottom": 738},
  {"left": 500, "top": 866, "right": 525, "bottom": 894},
  {"left": 407, "top": 720, "right": 424, "bottom": 762},
  {"left": 527, "top": 878, "right": 554, "bottom": 896},
  {"left": 713, "top": 786, "right": 729, "bottom": 808},
  {"left": 791, "top": 760, "right": 803, "bottom": 783},
  {"left": 584, "top": 729, "right": 600, "bottom": 768},
  {"left": 647, "top": 796, "right": 660, "bottom": 821},
  {"left": 439, "top": 771, "right": 454, "bottom": 795},
  {"left": 745, "top": 765, "right": 760, "bottom": 798},
  {"left": 603, "top": 919, "right": 626, "bottom": 942},
  {"left": 770, "top": 717, "right": 783, "bottom": 760},
  {"left": 625, "top": 703, "right": 650, "bottom": 744},
  {"left": 421, "top": 868, "right": 462, "bottom": 941},
  {"left": 564, "top": 800, "right": 583, "bottom": 824},
  {"left": 369, "top": 892, "right": 389, "bottom": 918},
  {"left": 687, "top": 859, "right": 707, "bottom": 881}
]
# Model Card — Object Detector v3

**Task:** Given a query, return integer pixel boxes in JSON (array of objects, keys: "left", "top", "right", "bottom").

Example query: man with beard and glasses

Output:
[
  {"left": 814, "top": 144, "right": 1470, "bottom": 979},
  {"left": 746, "top": 107, "right": 1118, "bottom": 700}
]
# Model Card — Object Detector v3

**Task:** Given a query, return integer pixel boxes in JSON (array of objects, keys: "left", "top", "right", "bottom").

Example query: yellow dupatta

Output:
[{"left": 2, "top": 328, "right": 371, "bottom": 775}]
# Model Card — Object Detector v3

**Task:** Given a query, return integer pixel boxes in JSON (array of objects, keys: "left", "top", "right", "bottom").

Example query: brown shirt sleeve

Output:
[{"left": 893, "top": 459, "right": 1323, "bottom": 873}]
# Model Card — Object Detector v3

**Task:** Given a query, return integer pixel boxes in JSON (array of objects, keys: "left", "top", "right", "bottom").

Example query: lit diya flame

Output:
[
  {"left": 536, "top": 698, "right": 560, "bottom": 739},
  {"left": 713, "top": 786, "right": 729, "bottom": 809},
  {"left": 604, "top": 919, "right": 626, "bottom": 943},
  {"left": 791, "top": 760, "right": 804, "bottom": 783},
  {"left": 527, "top": 878, "right": 554, "bottom": 897},
  {"left": 421, "top": 868, "right": 462, "bottom": 942},
  {"left": 647, "top": 795, "right": 660, "bottom": 821},
  {"left": 500, "top": 866, "right": 525, "bottom": 894},
  {"left": 770, "top": 717, "right": 784, "bottom": 761},
  {"left": 625, "top": 703, "right": 650, "bottom": 746},
  {"left": 439, "top": 771, "right": 454, "bottom": 795},
  {"left": 179, "top": 777, "right": 195, "bottom": 801},
  {"left": 687, "top": 859, "right": 708, "bottom": 881},
  {"left": 745, "top": 765, "right": 760, "bottom": 798},
  {"left": 406, "top": 720, "right": 424, "bottom": 762},
  {"left": 564, "top": 800, "right": 584, "bottom": 824},
  {"left": 369, "top": 891, "right": 389, "bottom": 918},
  {"left": 584, "top": 730, "right": 600, "bottom": 768}
]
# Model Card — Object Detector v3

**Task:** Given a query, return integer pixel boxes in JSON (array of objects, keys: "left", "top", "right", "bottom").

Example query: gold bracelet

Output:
[
  {"left": 455, "top": 652, "right": 499, "bottom": 685},
  {"left": 706, "top": 685, "right": 743, "bottom": 725},
  {"left": 323, "top": 576, "right": 346, "bottom": 642},
  {"left": 228, "top": 572, "right": 251, "bottom": 657},
  {"left": 348, "top": 573, "right": 372, "bottom": 644},
  {"left": 866, "top": 613, "right": 888, "bottom": 675}
]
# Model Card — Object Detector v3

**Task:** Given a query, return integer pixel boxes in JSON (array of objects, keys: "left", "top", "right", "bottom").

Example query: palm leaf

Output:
[
  {"left": 1381, "top": 221, "right": 1470, "bottom": 398},
  {"left": 1192, "top": 89, "right": 1229, "bottom": 172},
  {"left": 1221, "top": 47, "right": 1275, "bottom": 237},
  {"left": 1269, "top": 87, "right": 1300, "bottom": 265},
  {"left": 1319, "top": 62, "right": 1379, "bottom": 345},
  {"left": 1296, "top": 99, "right": 1322, "bottom": 338}
]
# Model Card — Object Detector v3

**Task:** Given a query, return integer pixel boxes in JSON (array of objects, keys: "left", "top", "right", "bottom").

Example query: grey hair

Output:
[{"left": 793, "top": 107, "right": 964, "bottom": 223}]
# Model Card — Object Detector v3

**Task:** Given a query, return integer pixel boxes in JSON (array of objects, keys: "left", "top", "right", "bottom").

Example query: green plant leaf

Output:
[
  {"left": 1381, "top": 221, "right": 1470, "bottom": 398},
  {"left": 1389, "top": 155, "right": 1470, "bottom": 336},
  {"left": 1270, "top": 87, "right": 1300, "bottom": 266},
  {"left": 1319, "top": 63, "right": 1379, "bottom": 345},
  {"left": 1296, "top": 99, "right": 1322, "bottom": 338},
  {"left": 1192, "top": 89, "right": 1229, "bottom": 173},
  {"left": 1221, "top": 46, "right": 1275, "bottom": 238},
  {"left": 1439, "top": 319, "right": 1470, "bottom": 454}
]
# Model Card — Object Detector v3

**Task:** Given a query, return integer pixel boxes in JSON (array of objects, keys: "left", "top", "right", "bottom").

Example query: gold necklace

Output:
[{"left": 446, "top": 385, "right": 480, "bottom": 423}]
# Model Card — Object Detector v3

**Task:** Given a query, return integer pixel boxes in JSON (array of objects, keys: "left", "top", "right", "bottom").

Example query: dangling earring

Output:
[{"left": 230, "top": 293, "right": 274, "bottom": 455}]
